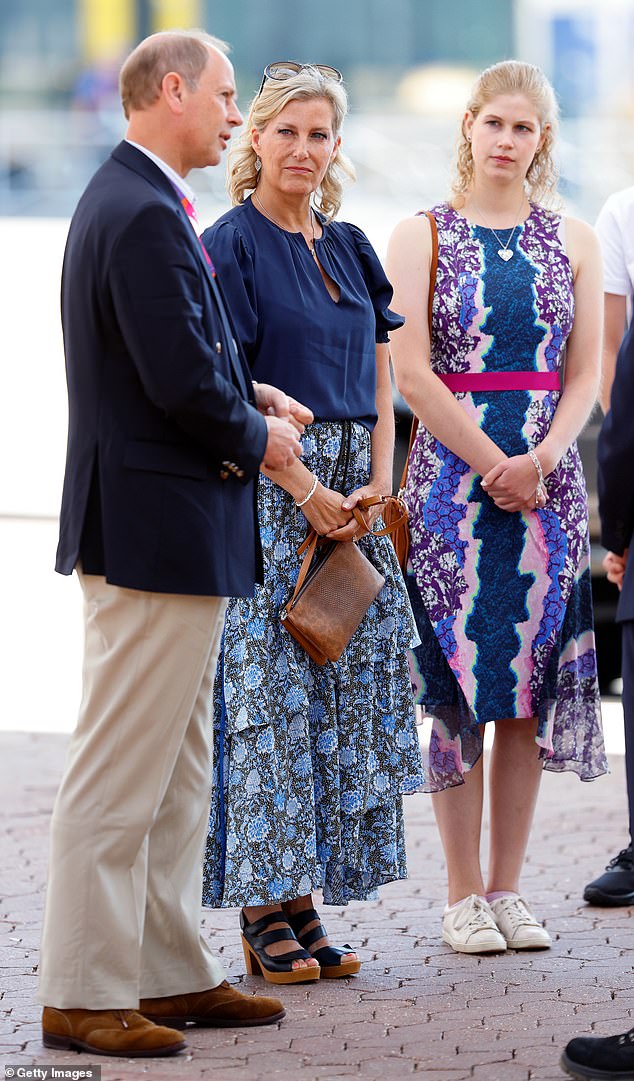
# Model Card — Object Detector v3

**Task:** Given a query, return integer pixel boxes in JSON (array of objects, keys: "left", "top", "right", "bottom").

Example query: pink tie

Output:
[{"left": 180, "top": 194, "right": 216, "bottom": 276}]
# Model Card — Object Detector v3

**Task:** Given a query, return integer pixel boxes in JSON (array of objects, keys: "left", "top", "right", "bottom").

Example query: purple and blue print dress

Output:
[{"left": 405, "top": 202, "right": 607, "bottom": 790}]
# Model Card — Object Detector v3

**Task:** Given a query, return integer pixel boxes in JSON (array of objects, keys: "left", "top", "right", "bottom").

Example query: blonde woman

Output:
[
  {"left": 201, "top": 63, "right": 424, "bottom": 984},
  {"left": 387, "top": 60, "right": 607, "bottom": 954}
]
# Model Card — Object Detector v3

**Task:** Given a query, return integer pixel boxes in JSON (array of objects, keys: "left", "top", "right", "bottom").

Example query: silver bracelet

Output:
[
  {"left": 295, "top": 475, "right": 318, "bottom": 508},
  {"left": 527, "top": 448, "right": 545, "bottom": 489}
]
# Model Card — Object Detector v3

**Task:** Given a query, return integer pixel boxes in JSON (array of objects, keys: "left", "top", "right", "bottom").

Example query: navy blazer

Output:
[
  {"left": 598, "top": 318, "right": 634, "bottom": 622},
  {"left": 55, "top": 141, "right": 268, "bottom": 597}
]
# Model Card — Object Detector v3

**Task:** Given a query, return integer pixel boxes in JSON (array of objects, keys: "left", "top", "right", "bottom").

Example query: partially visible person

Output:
[
  {"left": 562, "top": 1028, "right": 634, "bottom": 1080},
  {"left": 583, "top": 186, "right": 634, "bottom": 907},
  {"left": 387, "top": 59, "right": 607, "bottom": 956},
  {"left": 39, "top": 31, "right": 311, "bottom": 1057},
  {"left": 561, "top": 320, "right": 634, "bottom": 1078},
  {"left": 201, "top": 61, "right": 424, "bottom": 984},
  {"left": 595, "top": 187, "right": 634, "bottom": 413}
]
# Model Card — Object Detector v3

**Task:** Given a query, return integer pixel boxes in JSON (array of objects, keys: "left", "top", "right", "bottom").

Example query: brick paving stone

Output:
[
  {"left": 290, "top": 1070, "right": 362, "bottom": 1081},
  {"left": 409, "top": 1072, "right": 471, "bottom": 1081},
  {"left": 2, "top": 734, "right": 634, "bottom": 1080},
  {"left": 308, "top": 1049, "right": 405, "bottom": 1066},
  {"left": 514, "top": 1044, "right": 576, "bottom": 1066},
  {"left": 471, "top": 1063, "right": 531, "bottom": 1080}
]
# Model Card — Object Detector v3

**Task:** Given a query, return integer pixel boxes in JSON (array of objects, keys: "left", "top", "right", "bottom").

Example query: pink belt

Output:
[{"left": 437, "top": 371, "right": 560, "bottom": 392}]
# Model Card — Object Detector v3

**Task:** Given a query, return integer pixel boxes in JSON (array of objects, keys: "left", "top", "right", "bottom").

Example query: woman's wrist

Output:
[
  {"left": 529, "top": 443, "right": 557, "bottom": 477},
  {"left": 527, "top": 448, "right": 545, "bottom": 489},
  {"left": 369, "top": 473, "right": 392, "bottom": 494},
  {"left": 295, "top": 474, "right": 318, "bottom": 508}
]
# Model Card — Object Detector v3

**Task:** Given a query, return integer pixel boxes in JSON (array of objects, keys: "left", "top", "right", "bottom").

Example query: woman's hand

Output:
[
  {"left": 300, "top": 482, "right": 354, "bottom": 538},
  {"left": 329, "top": 483, "right": 387, "bottom": 541},
  {"left": 481, "top": 454, "right": 546, "bottom": 512}
]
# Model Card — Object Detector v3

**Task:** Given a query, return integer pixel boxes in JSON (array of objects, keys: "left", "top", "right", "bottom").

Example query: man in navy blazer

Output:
[
  {"left": 561, "top": 320, "right": 634, "bottom": 1077},
  {"left": 39, "top": 30, "right": 311, "bottom": 1057}
]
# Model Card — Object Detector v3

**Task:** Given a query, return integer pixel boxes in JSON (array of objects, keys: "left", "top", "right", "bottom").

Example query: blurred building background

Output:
[
  {"left": 1, "top": 0, "right": 632, "bottom": 714},
  {"left": 2, "top": 0, "right": 634, "bottom": 219}
]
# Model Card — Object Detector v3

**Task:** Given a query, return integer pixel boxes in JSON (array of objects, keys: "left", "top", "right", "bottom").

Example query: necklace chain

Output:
[
  {"left": 470, "top": 197, "right": 526, "bottom": 261},
  {"left": 253, "top": 190, "right": 318, "bottom": 260}
]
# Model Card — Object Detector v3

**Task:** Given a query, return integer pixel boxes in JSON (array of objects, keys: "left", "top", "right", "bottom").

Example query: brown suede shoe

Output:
[
  {"left": 139, "top": 981, "right": 285, "bottom": 1028},
  {"left": 42, "top": 1007, "right": 186, "bottom": 1057}
]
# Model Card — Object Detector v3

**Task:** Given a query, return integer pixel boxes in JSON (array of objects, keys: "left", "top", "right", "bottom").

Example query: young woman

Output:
[{"left": 387, "top": 60, "right": 607, "bottom": 954}]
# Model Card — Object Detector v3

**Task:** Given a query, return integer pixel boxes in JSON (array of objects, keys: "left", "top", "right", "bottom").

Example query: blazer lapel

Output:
[
  {"left": 172, "top": 198, "right": 252, "bottom": 399},
  {"left": 111, "top": 142, "right": 253, "bottom": 400}
]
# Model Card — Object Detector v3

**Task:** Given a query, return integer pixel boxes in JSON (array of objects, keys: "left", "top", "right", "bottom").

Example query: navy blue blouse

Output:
[{"left": 201, "top": 197, "right": 403, "bottom": 430}]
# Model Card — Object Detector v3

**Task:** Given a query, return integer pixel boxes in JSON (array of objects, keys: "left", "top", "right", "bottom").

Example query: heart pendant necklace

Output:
[{"left": 471, "top": 197, "right": 527, "bottom": 262}]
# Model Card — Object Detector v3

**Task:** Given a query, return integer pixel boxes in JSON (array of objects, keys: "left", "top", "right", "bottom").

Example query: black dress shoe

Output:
[
  {"left": 561, "top": 1028, "right": 634, "bottom": 1079},
  {"left": 583, "top": 848, "right": 634, "bottom": 906}
]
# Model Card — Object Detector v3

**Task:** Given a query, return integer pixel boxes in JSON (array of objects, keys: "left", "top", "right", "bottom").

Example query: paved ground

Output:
[{"left": 1, "top": 731, "right": 633, "bottom": 1081}]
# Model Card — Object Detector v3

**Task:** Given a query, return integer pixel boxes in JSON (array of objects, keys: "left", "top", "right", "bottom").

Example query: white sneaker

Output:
[
  {"left": 442, "top": 894, "right": 507, "bottom": 954},
  {"left": 489, "top": 894, "right": 551, "bottom": 949}
]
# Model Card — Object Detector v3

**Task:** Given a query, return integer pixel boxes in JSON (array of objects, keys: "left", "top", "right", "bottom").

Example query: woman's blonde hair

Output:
[
  {"left": 228, "top": 66, "right": 356, "bottom": 220},
  {"left": 452, "top": 59, "right": 560, "bottom": 206}
]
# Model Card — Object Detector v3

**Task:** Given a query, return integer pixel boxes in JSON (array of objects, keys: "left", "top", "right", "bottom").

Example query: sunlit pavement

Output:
[{"left": 0, "top": 516, "right": 632, "bottom": 1080}]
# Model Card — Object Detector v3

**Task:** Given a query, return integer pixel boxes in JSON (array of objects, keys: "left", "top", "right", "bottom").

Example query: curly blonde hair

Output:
[
  {"left": 228, "top": 66, "right": 356, "bottom": 221},
  {"left": 452, "top": 60, "right": 560, "bottom": 207}
]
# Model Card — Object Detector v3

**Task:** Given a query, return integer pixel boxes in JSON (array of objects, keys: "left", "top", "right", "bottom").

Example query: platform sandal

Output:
[
  {"left": 240, "top": 908, "right": 321, "bottom": 985},
  {"left": 285, "top": 906, "right": 361, "bottom": 978}
]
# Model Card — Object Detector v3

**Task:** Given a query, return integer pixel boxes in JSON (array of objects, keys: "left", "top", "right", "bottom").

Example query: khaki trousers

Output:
[{"left": 38, "top": 571, "right": 227, "bottom": 1008}]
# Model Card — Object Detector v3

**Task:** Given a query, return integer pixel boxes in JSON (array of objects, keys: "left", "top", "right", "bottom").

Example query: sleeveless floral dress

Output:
[{"left": 405, "top": 202, "right": 607, "bottom": 791}]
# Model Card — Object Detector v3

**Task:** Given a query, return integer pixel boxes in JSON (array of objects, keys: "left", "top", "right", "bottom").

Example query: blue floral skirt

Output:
[{"left": 202, "top": 420, "right": 424, "bottom": 907}]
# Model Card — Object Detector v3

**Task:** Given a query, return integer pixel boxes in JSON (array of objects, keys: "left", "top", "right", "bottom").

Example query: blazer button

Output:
[{"left": 215, "top": 342, "right": 222, "bottom": 354}]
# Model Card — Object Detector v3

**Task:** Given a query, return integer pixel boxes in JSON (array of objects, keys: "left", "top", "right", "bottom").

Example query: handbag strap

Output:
[
  {"left": 352, "top": 495, "right": 407, "bottom": 536},
  {"left": 288, "top": 495, "right": 405, "bottom": 605},
  {"left": 397, "top": 209, "right": 438, "bottom": 494},
  {"left": 285, "top": 529, "right": 321, "bottom": 610}
]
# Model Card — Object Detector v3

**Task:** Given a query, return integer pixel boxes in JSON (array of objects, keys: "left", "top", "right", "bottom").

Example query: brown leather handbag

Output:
[
  {"left": 385, "top": 209, "right": 439, "bottom": 570},
  {"left": 280, "top": 495, "right": 408, "bottom": 666}
]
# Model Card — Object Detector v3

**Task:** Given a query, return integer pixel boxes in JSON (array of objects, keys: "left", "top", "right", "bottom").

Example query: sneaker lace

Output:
[
  {"left": 607, "top": 848, "right": 634, "bottom": 871},
  {"left": 495, "top": 896, "right": 532, "bottom": 930},
  {"left": 460, "top": 896, "right": 495, "bottom": 930}
]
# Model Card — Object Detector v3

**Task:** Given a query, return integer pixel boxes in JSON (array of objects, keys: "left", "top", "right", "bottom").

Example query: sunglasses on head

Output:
[{"left": 257, "top": 60, "right": 343, "bottom": 97}]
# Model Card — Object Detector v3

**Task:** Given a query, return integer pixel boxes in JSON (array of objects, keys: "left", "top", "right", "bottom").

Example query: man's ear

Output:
[{"left": 162, "top": 71, "right": 186, "bottom": 114}]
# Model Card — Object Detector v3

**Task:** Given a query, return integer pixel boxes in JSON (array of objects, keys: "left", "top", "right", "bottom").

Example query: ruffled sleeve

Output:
[
  {"left": 347, "top": 223, "right": 405, "bottom": 343},
  {"left": 200, "top": 220, "right": 259, "bottom": 358}
]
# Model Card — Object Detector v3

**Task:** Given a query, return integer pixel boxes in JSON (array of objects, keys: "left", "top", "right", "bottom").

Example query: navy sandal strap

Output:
[
  {"left": 286, "top": 907, "right": 358, "bottom": 968},
  {"left": 241, "top": 908, "right": 294, "bottom": 938},
  {"left": 286, "top": 907, "right": 321, "bottom": 935},
  {"left": 253, "top": 927, "right": 302, "bottom": 948},
  {"left": 296, "top": 922, "right": 327, "bottom": 949},
  {"left": 312, "top": 943, "right": 356, "bottom": 966},
  {"left": 239, "top": 908, "right": 313, "bottom": 970}
]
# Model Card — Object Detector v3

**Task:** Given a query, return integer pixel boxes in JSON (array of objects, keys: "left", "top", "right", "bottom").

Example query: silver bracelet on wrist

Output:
[
  {"left": 295, "top": 475, "right": 318, "bottom": 508},
  {"left": 527, "top": 448, "right": 545, "bottom": 490}
]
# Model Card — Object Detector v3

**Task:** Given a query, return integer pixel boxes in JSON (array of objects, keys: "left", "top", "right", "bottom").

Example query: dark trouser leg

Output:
[{"left": 622, "top": 620, "right": 634, "bottom": 844}]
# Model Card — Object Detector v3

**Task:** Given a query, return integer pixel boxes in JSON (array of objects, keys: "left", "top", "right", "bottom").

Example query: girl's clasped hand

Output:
[{"left": 481, "top": 453, "right": 549, "bottom": 511}]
